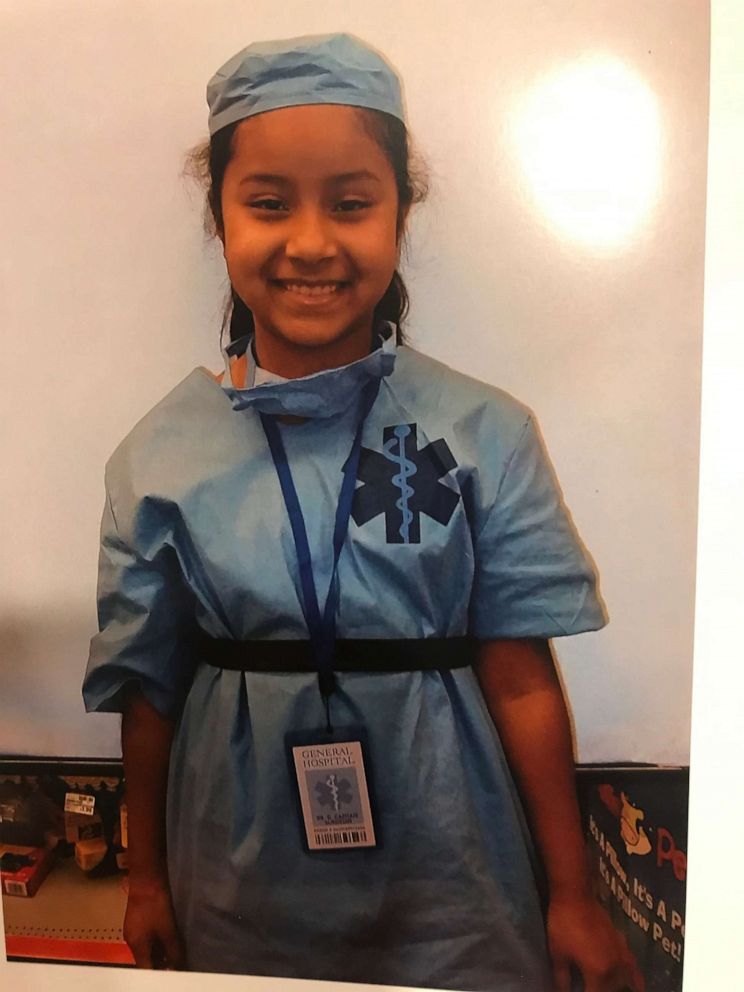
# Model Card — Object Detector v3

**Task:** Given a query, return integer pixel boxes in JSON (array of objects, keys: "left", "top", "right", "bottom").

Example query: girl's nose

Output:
[{"left": 284, "top": 208, "right": 338, "bottom": 263}]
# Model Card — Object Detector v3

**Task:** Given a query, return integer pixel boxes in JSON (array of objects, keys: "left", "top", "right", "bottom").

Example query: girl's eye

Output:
[
  {"left": 247, "top": 198, "right": 371, "bottom": 214},
  {"left": 250, "top": 198, "right": 286, "bottom": 211},
  {"left": 335, "top": 199, "right": 371, "bottom": 212}
]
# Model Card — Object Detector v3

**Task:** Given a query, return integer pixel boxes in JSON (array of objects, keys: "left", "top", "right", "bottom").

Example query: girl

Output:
[{"left": 83, "top": 32, "right": 642, "bottom": 992}]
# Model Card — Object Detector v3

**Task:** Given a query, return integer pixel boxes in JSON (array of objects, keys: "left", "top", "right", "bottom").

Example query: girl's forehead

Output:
[
  {"left": 234, "top": 106, "right": 374, "bottom": 152},
  {"left": 230, "top": 105, "right": 390, "bottom": 176}
]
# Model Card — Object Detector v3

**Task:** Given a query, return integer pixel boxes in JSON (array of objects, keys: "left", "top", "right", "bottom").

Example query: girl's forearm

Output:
[
  {"left": 475, "top": 639, "right": 591, "bottom": 900},
  {"left": 121, "top": 689, "right": 176, "bottom": 887}
]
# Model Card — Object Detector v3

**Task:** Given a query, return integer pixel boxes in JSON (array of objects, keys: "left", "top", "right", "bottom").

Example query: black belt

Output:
[{"left": 195, "top": 631, "right": 477, "bottom": 673}]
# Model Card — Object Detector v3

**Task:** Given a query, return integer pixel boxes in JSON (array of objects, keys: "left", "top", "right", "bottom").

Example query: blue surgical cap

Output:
[{"left": 206, "top": 32, "right": 406, "bottom": 136}]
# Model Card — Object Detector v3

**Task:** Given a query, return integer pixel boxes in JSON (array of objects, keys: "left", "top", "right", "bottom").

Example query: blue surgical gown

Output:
[{"left": 83, "top": 325, "right": 606, "bottom": 990}]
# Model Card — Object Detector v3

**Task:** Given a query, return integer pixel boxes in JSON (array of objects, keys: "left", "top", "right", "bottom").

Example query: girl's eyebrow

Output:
[
  {"left": 331, "top": 170, "right": 382, "bottom": 184},
  {"left": 238, "top": 169, "right": 382, "bottom": 187},
  {"left": 238, "top": 173, "right": 290, "bottom": 187}
]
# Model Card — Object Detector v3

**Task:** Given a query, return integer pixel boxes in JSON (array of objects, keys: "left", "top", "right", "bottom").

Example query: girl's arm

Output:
[
  {"left": 475, "top": 638, "right": 644, "bottom": 992},
  {"left": 121, "top": 689, "right": 184, "bottom": 969}
]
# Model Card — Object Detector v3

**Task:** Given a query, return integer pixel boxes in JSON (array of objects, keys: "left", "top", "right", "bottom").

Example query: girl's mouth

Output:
[
  {"left": 272, "top": 280, "right": 350, "bottom": 304},
  {"left": 275, "top": 279, "right": 349, "bottom": 296}
]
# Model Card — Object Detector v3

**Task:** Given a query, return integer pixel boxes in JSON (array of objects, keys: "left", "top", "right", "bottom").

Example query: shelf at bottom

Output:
[{"left": 3, "top": 855, "right": 134, "bottom": 966}]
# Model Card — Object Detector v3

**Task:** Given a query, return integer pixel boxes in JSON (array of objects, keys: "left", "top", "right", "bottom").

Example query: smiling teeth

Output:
[{"left": 282, "top": 282, "right": 341, "bottom": 296}]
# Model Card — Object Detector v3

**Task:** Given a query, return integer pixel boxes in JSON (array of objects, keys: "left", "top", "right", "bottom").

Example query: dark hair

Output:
[{"left": 184, "top": 109, "right": 428, "bottom": 344}]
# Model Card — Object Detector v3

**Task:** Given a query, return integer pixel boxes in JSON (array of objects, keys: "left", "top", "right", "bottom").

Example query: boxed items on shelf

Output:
[
  {"left": 0, "top": 782, "right": 53, "bottom": 847},
  {"left": 0, "top": 843, "right": 55, "bottom": 897},
  {"left": 74, "top": 836, "right": 109, "bottom": 872},
  {"left": 64, "top": 809, "right": 104, "bottom": 844}
]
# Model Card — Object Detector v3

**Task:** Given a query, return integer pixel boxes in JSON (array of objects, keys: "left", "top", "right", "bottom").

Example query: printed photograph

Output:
[{"left": 1, "top": 2, "right": 708, "bottom": 990}]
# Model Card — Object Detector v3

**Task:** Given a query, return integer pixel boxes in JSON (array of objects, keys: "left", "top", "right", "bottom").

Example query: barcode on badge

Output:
[{"left": 314, "top": 828, "right": 369, "bottom": 847}]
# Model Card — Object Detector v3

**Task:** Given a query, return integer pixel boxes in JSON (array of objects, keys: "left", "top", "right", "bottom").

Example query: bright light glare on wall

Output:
[{"left": 511, "top": 57, "right": 661, "bottom": 250}]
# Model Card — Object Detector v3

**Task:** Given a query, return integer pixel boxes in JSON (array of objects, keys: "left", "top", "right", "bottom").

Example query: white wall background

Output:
[{"left": 0, "top": 0, "right": 708, "bottom": 762}]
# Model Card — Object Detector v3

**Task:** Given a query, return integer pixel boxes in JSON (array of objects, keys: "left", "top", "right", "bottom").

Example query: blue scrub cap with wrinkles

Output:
[{"left": 206, "top": 32, "right": 406, "bottom": 136}]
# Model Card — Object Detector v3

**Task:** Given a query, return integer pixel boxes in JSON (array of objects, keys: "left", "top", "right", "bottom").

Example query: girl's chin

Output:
[{"left": 259, "top": 315, "right": 373, "bottom": 347}]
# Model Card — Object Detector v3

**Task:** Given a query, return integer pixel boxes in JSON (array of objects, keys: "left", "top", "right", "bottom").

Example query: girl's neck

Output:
[{"left": 252, "top": 322, "right": 375, "bottom": 379}]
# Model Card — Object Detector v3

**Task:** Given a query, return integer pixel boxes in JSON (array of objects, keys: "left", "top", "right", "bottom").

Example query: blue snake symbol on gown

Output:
[
  {"left": 352, "top": 423, "right": 461, "bottom": 544},
  {"left": 382, "top": 425, "right": 417, "bottom": 543}
]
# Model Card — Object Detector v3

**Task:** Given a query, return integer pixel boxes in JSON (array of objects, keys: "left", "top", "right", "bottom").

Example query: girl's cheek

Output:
[{"left": 224, "top": 231, "right": 264, "bottom": 260}]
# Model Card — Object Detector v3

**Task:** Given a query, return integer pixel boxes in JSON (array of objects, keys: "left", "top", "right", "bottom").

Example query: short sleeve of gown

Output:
[
  {"left": 82, "top": 485, "right": 197, "bottom": 718},
  {"left": 469, "top": 415, "right": 608, "bottom": 640}
]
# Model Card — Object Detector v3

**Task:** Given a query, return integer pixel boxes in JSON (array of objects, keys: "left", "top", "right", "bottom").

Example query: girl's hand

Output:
[
  {"left": 547, "top": 894, "right": 645, "bottom": 992},
  {"left": 123, "top": 875, "right": 185, "bottom": 969}
]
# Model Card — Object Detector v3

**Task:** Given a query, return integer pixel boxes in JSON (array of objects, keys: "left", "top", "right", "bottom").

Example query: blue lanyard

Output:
[{"left": 260, "top": 379, "right": 381, "bottom": 719}]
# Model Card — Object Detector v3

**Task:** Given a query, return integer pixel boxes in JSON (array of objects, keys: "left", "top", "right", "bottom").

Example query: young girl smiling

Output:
[{"left": 84, "top": 32, "right": 642, "bottom": 992}]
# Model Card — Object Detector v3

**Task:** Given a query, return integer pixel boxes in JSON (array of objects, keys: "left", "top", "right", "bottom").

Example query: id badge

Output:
[{"left": 285, "top": 726, "right": 378, "bottom": 852}]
